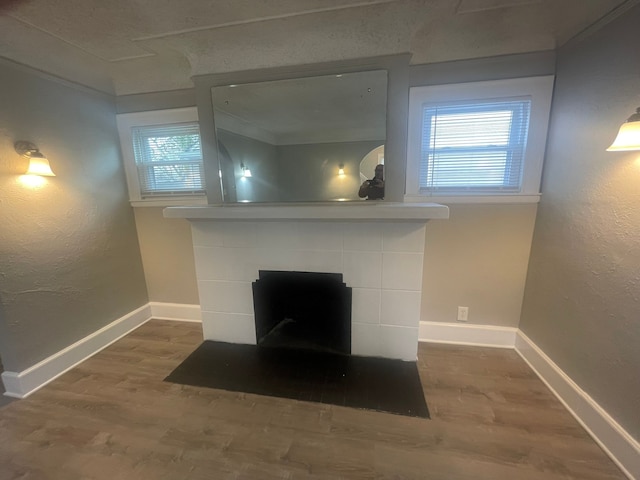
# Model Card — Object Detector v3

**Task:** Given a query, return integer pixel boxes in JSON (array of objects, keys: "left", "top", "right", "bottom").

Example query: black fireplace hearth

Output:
[
  {"left": 165, "top": 341, "right": 430, "bottom": 418},
  {"left": 165, "top": 269, "right": 430, "bottom": 418}
]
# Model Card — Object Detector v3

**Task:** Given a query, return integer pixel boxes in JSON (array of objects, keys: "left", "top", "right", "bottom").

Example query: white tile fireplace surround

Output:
[{"left": 164, "top": 203, "right": 449, "bottom": 361}]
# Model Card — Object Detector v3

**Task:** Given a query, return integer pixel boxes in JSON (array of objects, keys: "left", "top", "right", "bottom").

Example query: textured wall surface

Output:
[
  {"left": 519, "top": 7, "right": 640, "bottom": 441},
  {"left": 132, "top": 208, "right": 199, "bottom": 305},
  {"left": 0, "top": 61, "right": 148, "bottom": 372}
]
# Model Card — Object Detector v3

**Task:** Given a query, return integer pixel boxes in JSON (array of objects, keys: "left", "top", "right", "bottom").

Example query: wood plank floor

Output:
[{"left": 0, "top": 320, "right": 625, "bottom": 479}]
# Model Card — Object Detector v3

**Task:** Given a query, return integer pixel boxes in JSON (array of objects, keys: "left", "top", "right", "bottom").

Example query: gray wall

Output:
[
  {"left": 216, "top": 132, "right": 383, "bottom": 202},
  {"left": 0, "top": 60, "right": 148, "bottom": 372},
  {"left": 520, "top": 7, "right": 640, "bottom": 441},
  {"left": 277, "top": 141, "right": 383, "bottom": 202},
  {"left": 217, "top": 130, "right": 280, "bottom": 203}
]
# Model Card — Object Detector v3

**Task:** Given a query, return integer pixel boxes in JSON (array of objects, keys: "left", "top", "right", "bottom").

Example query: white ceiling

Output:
[{"left": 0, "top": 0, "right": 630, "bottom": 95}]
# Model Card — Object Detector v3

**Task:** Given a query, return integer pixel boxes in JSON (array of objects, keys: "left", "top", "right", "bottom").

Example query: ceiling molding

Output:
[
  {"left": 561, "top": 0, "right": 640, "bottom": 47},
  {"left": 116, "top": 88, "right": 196, "bottom": 113},
  {"left": 215, "top": 111, "right": 277, "bottom": 145},
  {"left": 0, "top": 56, "right": 114, "bottom": 99}
]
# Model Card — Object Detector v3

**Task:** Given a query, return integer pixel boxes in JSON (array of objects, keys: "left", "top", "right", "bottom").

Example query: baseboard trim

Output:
[
  {"left": 1, "top": 304, "right": 151, "bottom": 399},
  {"left": 515, "top": 330, "right": 639, "bottom": 480},
  {"left": 419, "top": 321, "right": 517, "bottom": 348},
  {"left": 1, "top": 305, "right": 636, "bottom": 478},
  {"left": 149, "top": 302, "right": 202, "bottom": 322}
]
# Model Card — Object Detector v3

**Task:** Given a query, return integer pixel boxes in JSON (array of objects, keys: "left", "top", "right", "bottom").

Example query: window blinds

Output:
[
  {"left": 132, "top": 123, "right": 204, "bottom": 197},
  {"left": 419, "top": 99, "right": 531, "bottom": 193}
]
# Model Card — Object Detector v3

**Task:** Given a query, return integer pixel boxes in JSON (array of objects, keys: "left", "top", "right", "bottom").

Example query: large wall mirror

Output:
[{"left": 212, "top": 70, "right": 387, "bottom": 203}]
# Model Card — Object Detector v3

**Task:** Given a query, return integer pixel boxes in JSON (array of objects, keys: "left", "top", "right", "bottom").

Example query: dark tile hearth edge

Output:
[{"left": 165, "top": 341, "right": 430, "bottom": 419}]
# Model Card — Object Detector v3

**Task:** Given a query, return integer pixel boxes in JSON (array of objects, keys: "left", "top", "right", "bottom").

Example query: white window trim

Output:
[
  {"left": 405, "top": 76, "right": 555, "bottom": 204},
  {"left": 116, "top": 107, "right": 207, "bottom": 207}
]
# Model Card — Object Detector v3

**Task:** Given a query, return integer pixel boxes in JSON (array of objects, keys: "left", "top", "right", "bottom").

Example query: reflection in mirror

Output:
[
  {"left": 212, "top": 70, "right": 387, "bottom": 203},
  {"left": 360, "top": 145, "right": 385, "bottom": 184},
  {"left": 358, "top": 145, "right": 385, "bottom": 200}
]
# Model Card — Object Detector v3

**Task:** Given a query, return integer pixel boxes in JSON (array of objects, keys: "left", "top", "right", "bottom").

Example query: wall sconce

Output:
[
  {"left": 15, "top": 141, "right": 55, "bottom": 176},
  {"left": 607, "top": 107, "right": 640, "bottom": 151},
  {"left": 241, "top": 163, "right": 252, "bottom": 178},
  {"left": 338, "top": 163, "right": 345, "bottom": 176}
]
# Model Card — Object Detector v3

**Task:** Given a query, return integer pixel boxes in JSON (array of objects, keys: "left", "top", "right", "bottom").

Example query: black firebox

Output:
[{"left": 252, "top": 270, "right": 351, "bottom": 355}]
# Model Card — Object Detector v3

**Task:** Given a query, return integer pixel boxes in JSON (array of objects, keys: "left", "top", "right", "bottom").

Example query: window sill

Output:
[
  {"left": 130, "top": 196, "right": 208, "bottom": 208},
  {"left": 403, "top": 194, "right": 541, "bottom": 205}
]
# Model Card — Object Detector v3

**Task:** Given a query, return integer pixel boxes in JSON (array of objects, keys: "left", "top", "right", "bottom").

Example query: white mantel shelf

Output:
[{"left": 164, "top": 202, "right": 449, "bottom": 222}]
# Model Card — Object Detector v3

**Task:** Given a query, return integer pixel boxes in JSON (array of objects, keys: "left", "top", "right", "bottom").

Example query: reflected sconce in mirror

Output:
[
  {"left": 338, "top": 164, "right": 345, "bottom": 176},
  {"left": 241, "top": 163, "right": 252, "bottom": 178},
  {"left": 15, "top": 141, "right": 55, "bottom": 176},
  {"left": 607, "top": 107, "right": 640, "bottom": 151}
]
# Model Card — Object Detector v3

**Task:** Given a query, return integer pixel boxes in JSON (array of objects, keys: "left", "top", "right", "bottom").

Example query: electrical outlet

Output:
[{"left": 457, "top": 306, "right": 469, "bottom": 322}]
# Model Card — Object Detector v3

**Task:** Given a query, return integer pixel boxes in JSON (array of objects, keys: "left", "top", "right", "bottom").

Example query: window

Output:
[
  {"left": 117, "top": 107, "right": 207, "bottom": 206},
  {"left": 132, "top": 123, "right": 203, "bottom": 196},
  {"left": 406, "top": 76, "right": 554, "bottom": 203},
  {"left": 421, "top": 99, "right": 531, "bottom": 192}
]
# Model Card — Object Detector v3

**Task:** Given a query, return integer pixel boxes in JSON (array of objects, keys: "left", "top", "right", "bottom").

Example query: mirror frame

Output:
[{"left": 192, "top": 54, "right": 410, "bottom": 204}]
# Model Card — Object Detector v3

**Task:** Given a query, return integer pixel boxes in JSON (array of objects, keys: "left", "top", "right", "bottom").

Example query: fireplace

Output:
[
  {"left": 165, "top": 202, "right": 449, "bottom": 361},
  {"left": 253, "top": 270, "right": 351, "bottom": 355}
]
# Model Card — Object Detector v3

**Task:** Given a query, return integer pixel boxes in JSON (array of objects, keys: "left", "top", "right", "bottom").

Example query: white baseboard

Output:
[
  {"left": 0, "top": 302, "right": 201, "bottom": 399},
  {"left": 515, "top": 331, "right": 640, "bottom": 480},
  {"left": 149, "top": 302, "right": 202, "bottom": 322},
  {"left": 419, "top": 321, "right": 517, "bottom": 348},
  {"left": 1, "top": 304, "right": 636, "bottom": 479},
  {"left": 1, "top": 304, "right": 151, "bottom": 399}
]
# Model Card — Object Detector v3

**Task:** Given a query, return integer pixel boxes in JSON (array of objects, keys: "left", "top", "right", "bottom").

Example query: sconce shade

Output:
[
  {"left": 241, "top": 163, "right": 252, "bottom": 177},
  {"left": 338, "top": 164, "right": 345, "bottom": 176},
  {"left": 26, "top": 154, "right": 55, "bottom": 176},
  {"left": 15, "top": 141, "right": 56, "bottom": 176},
  {"left": 607, "top": 107, "right": 640, "bottom": 152}
]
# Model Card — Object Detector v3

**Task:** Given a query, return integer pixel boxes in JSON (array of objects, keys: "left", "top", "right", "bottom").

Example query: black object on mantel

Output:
[{"left": 165, "top": 341, "right": 430, "bottom": 419}]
